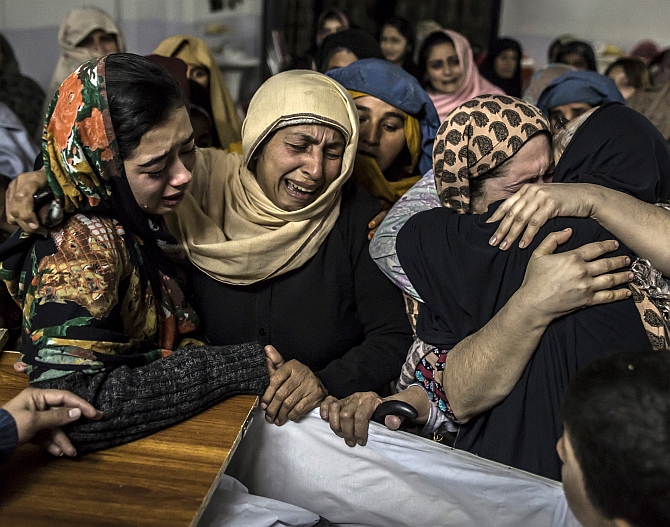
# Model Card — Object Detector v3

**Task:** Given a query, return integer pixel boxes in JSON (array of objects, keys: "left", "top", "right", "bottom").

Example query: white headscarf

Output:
[{"left": 47, "top": 7, "right": 125, "bottom": 101}]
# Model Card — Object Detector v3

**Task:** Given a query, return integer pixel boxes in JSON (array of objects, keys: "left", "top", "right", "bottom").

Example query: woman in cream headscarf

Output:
[
  {"left": 168, "top": 70, "right": 412, "bottom": 427},
  {"left": 46, "top": 6, "right": 124, "bottom": 104},
  {"left": 153, "top": 36, "right": 242, "bottom": 150}
]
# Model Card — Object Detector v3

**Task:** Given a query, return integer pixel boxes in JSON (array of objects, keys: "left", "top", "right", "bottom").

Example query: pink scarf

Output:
[{"left": 426, "top": 30, "right": 504, "bottom": 122}]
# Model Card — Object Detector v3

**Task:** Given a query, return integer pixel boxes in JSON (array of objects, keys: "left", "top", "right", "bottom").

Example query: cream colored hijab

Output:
[
  {"left": 168, "top": 70, "right": 359, "bottom": 285},
  {"left": 47, "top": 7, "right": 125, "bottom": 100}
]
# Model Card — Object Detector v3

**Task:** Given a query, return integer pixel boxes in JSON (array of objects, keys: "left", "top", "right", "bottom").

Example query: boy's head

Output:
[{"left": 560, "top": 350, "right": 670, "bottom": 527}]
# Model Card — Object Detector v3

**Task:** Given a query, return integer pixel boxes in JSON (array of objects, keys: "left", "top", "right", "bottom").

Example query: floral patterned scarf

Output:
[
  {"left": 0, "top": 57, "right": 198, "bottom": 364},
  {"left": 42, "top": 57, "right": 183, "bottom": 294}
]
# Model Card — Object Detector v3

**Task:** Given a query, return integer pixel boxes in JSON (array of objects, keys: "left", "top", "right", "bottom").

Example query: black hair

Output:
[
  {"left": 556, "top": 41, "right": 597, "bottom": 72},
  {"left": 417, "top": 31, "right": 454, "bottom": 90},
  {"left": 105, "top": 53, "right": 186, "bottom": 159},
  {"left": 380, "top": 16, "right": 415, "bottom": 60},
  {"left": 562, "top": 350, "right": 670, "bottom": 527},
  {"left": 316, "top": 28, "right": 383, "bottom": 73},
  {"left": 605, "top": 57, "right": 651, "bottom": 90}
]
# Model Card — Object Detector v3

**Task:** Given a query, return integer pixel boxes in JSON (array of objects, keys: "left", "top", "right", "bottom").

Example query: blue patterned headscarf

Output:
[
  {"left": 327, "top": 58, "right": 440, "bottom": 175},
  {"left": 536, "top": 70, "right": 624, "bottom": 118}
]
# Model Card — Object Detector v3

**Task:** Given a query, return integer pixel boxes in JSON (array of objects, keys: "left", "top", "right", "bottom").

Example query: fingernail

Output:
[
  {"left": 628, "top": 272, "right": 634, "bottom": 281},
  {"left": 518, "top": 240, "right": 526, "bottom": 249},
  {"left": 68, "top": 408, "right": 81, "bottom": 419},
  {"left": 625, "top": 257, "right": 631, "bottom": 265},
  {"left": 29, "top": 223, "right": 38, "bottom": 229},
  {"left": 563, "top": 228, "right": 570, "bottom": 232},
  {"left": 346, "top": 440, "right": 355, "bottom": 447},
  {"left": 626, "top": 290, "right": 632, "bottom": 296},
  {"left": 260, "top": 402, "right": 267, "bottom": 410},
  {"left": 499, "top": 240, "right": 507, "bottom": 250},
  {"left": 614, "top": 241, "right": 619, "bottom": 248},
  {"left": 274, "top": 419, "right": 281, "bottom": 425},
  {"left": 489, "top": 236, "right": 497, "bottom": 246},
  {"left": 265, "top": 415, "right": 273, "bottom": 423},
  {"left": 320, "top": 410, "right": 327, "bottom": 419},
  {"left": 368, "top": 233, "right": 373, "bottom": 240},
  {"left": 357, "top": 439, "right": 365, "bottom": 446},
  {"left": 368, "top": 221, "right": 375, "bottom": 229}
]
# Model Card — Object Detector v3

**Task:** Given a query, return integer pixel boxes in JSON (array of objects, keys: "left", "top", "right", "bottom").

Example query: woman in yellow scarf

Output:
[
  {"left": 327, "top": 59, "right": 440, "bottom": 210},
  {"left": 154, "top": 35, "right": 243, "bottom": 150}
]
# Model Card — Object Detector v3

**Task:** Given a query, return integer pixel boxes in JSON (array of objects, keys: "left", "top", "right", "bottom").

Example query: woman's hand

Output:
[
  {"left": 261, "top": 345, "right": 327, "bottom": 425},
  {"left": 487, "top": 183, "right": 598, "bottom": 251},
  {"left": 367, "top": 209, "right": 389, "bottom": 240},
  {"left": 320, "top": 385, "right": 430, "bottom": 447},
  {"left": 516, "top": 228, "right": 633, "bottom": 321},
  {"left": 3, "top": 387, "right": 103, "bottom": 457},
  {"left": 6, "top": 169, "right": 48, "bottom": 234}
]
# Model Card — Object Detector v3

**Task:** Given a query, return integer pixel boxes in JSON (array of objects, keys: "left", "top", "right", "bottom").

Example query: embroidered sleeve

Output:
[
  {"left": 415, "top": 348, "right": 458, "bottom": 424},
  {"left": 17, "top": 215, "right": 164, "bottom": 383}
]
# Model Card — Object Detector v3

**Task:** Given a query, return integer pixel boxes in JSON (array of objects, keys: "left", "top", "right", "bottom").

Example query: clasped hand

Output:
[
  {"left": 320, "top": 385, "right": 430, "bottom": 448},
  {"left": 261, "top": 345, "right": 327, "bottom": 426}
]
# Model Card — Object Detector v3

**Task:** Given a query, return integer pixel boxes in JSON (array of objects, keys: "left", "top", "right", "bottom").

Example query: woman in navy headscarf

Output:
[
  {"left": 327, "top": 58, "right": 440, "bottom": 209},
  {"left": 536, "top": 70, "right": 624, "bottom": 133}
]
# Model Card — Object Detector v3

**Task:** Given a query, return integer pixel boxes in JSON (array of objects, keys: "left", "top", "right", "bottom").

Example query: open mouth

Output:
[
  {"left": 285, "top": 179, "right": 317, "bottom": 199},
  {"left": 162, "top": 193, "right": 184, "bottom": 206}
]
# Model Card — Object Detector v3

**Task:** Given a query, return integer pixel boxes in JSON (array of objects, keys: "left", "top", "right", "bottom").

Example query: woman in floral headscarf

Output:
[{"left": 0, "top": 54, "right": 267, "bottom": 454}]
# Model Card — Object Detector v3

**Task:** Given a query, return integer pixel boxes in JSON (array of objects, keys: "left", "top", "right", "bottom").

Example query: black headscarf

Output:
[
  {"left": 397, "top": 207, "right": 651, "bottom": 480},
  {"left": 554, "top": 102, "right": 670, "bottom": 203},
  {"left": 0, "top": 33, "right": 45, "bottom": 137},
  {"left": 480, "top": 38, "right": 523, "bottom": 97},
  {"left": 556, "top": 40, "right": 597, "bottom": 72},
  {"left": 316, "top": 28, "right": 383, "bottom": 73}
]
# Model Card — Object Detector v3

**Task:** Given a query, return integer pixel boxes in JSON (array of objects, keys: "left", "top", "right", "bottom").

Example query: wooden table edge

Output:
[
  {"left": 1, "top": 350, "right": 259, "bottom": 527},
  {"left": 189, "top": 395, "right": 258, "bottom": 527}
]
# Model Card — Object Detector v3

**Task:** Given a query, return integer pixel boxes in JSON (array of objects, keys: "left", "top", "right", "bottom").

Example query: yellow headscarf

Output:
[
  {"left": 348, "top": 90, "right": 421, "bottom": 208},
  {"left": 167, "top": 70, "right": 359, "bottom": 285},
  {"left": 153, "top": 35, "right": 243, "bottom": 149}
]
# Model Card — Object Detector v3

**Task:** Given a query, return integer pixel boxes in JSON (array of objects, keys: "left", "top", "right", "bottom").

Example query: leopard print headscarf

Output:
[{"left": 432, "top": 95, "right": 550, "bottom": 212}]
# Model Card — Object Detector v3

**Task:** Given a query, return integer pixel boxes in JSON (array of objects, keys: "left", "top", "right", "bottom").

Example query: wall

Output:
[
  {"left": 499, "top": 0, "right": 670, "bottom": 69},
  {"left": 0, "top": 0, "right": 262, "bottom": 91}
]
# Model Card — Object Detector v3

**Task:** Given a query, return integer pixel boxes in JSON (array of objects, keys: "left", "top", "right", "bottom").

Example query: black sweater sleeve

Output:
[{"left": 315, "top": 183, "right": 413, "bottom": 398}]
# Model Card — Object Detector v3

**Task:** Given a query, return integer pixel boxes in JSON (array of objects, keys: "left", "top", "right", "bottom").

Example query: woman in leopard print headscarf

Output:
[
  {"left": 385, "top": 94, "right": 656, "bottom": 480},
  {"left": 431, "top": 94, "right": 550, "bottom": 212}
]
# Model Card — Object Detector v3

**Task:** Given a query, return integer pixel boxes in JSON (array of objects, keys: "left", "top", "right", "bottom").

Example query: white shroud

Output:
[{"left": 226, "top": 409, "right": 581, "bottom": 527}]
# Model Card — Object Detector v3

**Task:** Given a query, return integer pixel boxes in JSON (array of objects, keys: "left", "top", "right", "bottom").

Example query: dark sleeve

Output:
[
  {"left": 0, "top": 408, "right": 18, "bottom": 458},
  {"left": 33, "top": 343, "right": 269, "bottom": 453},
  {"left": 315, "top": 184, "right": 413, "bottom": 398}
]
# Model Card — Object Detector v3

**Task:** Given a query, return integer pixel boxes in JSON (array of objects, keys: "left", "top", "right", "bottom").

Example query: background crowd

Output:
[{"left": 0, "top": 4, "right": 669, "bottom": 527}]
